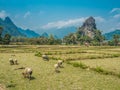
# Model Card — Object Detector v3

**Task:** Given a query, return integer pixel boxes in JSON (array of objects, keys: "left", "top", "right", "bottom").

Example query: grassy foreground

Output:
[{"left": 0, "top": 45, "right": 120, "bottom": 90}]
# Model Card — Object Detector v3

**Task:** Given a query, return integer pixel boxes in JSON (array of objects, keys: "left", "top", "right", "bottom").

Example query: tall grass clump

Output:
[
  {"left": 6, "top": 81, "right": 16, "bottom": 88},
  {"left": 35, "top": 52, "right": 42, "bottom": 57},
  {"left": 111, "top": 54, "right": 120, "bottom": 58},
  {"left": 45, "top": 52, "right": 53, "bottom": 55},
  {"left": 50, "top": 56, "right": 62, "bottom": 60},
  {"left": 68, "top": 62, "right": 120, "bottom": 78},
  {"left": 117, "top": 73, "right": 120, "bottom": 78},
  {"left": 92, "top": 66, "right": 104, "bottom": 73},
  {"left": 92, "top": 66, "right": 113, "bottom": 75},
  {"left": 70, "top": 62, "right": 88, "bottom": 69}
]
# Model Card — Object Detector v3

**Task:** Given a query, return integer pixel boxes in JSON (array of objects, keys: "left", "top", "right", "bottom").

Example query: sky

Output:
[{"left": 0, "top": 0, "right": 120, "bottom": 34}]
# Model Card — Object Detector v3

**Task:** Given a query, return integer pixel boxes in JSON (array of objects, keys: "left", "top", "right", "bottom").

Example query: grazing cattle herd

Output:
[
  {"left": 8, "top": 45, "right": 89, "bottom": 81},
  {"left": 9, "top": 54, "right": 64, "bottom": 80}
]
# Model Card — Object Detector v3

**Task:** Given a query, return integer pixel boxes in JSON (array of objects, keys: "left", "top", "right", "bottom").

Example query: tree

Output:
[
  {"left": 79, "top": 35, "right": 92, "bottom": 44},
  {"left": 108, "top": 40, "right": 114, "bottom": 46},
  {"left": 70, "top": 34, "right": 77, "bottom": 44},
  {"left": 48, "top": 34, "right": 55, "bottom": 45},
  {"left": 93, "top": 30, "right": 105, "bottom": 45},
  {"left": 113, "top": 34, "right": 120, "bottom": 46},
  {"left": 3, "top": 34, "right": 11, "bottom": 44},
  {"left": 63, "top": 33, "right": 77, "bottom": 45},
  {"left": 0, "top": 26, "right": 3, "bottom": 44}
]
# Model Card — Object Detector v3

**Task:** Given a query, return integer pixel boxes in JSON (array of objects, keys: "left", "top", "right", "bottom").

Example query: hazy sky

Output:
[{"left": 0, "top": 0, "right": 120, "bottom": 33}]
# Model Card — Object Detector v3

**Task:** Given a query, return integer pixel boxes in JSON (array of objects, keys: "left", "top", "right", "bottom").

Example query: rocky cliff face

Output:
[{"left": 77, "top": 16, "right": 97, "bottom": 38}]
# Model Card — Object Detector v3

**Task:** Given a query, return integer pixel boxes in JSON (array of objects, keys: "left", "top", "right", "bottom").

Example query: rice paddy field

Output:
[{"left": 0, "top": 45, "right": 120, "bottom": 90}]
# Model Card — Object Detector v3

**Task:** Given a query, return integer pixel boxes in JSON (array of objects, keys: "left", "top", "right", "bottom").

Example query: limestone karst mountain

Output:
[{"left": 77, "top": 16, "right": 97, "bottom": 39}]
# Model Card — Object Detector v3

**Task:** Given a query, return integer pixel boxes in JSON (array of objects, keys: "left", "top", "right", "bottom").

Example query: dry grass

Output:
[
  {"left": 0, "top": 45, "right": 120, "bottom": 90},
  {"left": 77, "top": 58, "right": 120, "bottom": 74}
]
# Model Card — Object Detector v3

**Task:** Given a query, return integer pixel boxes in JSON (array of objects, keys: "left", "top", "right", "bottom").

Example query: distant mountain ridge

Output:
[
  {"left": 103, "top": 29, "right": 120, "bottom": 40},
  {"left": 0, "top": 16, "right": 78, "bottom": 38},
  {"left": 41, "top": 32, "right": 49, "bottom": 38},
  {"left": 0, "top": 17, "right": 40, "bottom": 38},
  {"left": 38, "top": 26, "right": 77, "bottom": 38},
  {"left": 1, "top": 16, "right": 120, "bottom": 40},
  {"left": 18, "top": 28, "right": 40, "bottom": 38},
  {"left": 0, "top": 17, "right": 25, "bottom": 37}
]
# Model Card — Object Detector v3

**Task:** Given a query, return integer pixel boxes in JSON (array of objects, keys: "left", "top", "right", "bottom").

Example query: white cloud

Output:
[
  {"left": 41, "top": 16, "right": 105, "bottom": 29},
  {"left": 41, "top": 17, "right": 87, "bottom": 29},
  {"left": 116, "top": 23, "right": 120, "bottom": 29},
  {"left": 24, "top": 11, "right": 31, "bottom": 18},
  {"left": 116, "top": 28, "right": 120, "bottom": 30},
  {"left": 116, "top": 22, "right": 120, "bottom": 27},
  {"left": 110, "top": 8, "right": 120, "bottom": 19},
  {"left": 0, "top": 10, "right": 7, "bottom": 19},
  {"left": 94, "top": 16, "right": 105, "bottom": 22},
  {"left": 110, "top": 8, "right": 120, "bottom": 13},
  {"left": 113, "top": 14, "right": 120, "bottom": 18}
]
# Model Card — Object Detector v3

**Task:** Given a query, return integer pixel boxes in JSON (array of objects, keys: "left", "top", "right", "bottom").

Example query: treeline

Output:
[
  {"left": 108, "top": 34, "right": 120, "bottom": 46},
  {"left": 63, "top": 30, "right": 120, "bottom": 46},
  {"left": 0, "top": 26, "right": 120, "bottom": 46},
  {"left": 63, "top": 29, "right": 105, "bottom": 45},
  {"left": 11, "top": 32, "right": 120, "bottom": 46},
  {"left": 11, "top": 35, "right": 62, "bottom": 45}
]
